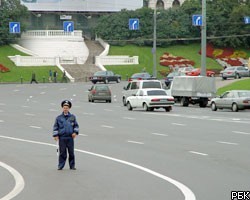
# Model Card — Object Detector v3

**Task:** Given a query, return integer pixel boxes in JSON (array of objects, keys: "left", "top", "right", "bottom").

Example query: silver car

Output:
[
  {"left": 210, "top": 90, "right": 250, "bottom": 112},
  {"left": 88, "top": 85, "right": 112, "bottom": 103},
  {"left": 220, "top": 66, "right": 250, "bottom": 80}
]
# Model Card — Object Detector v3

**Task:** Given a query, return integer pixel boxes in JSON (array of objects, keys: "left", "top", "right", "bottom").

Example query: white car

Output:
[{"left": 126, "top": 89, "right": 175, "bottom": 112}]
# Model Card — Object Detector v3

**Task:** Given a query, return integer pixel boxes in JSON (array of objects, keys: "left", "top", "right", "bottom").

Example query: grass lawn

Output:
[
  {"left": 0, "top": 45, "right": 62, "bottom": 83},
  {"left": 105, "top": 43, "right": 250, "bottom": 79},
  {"left": 217, "top": 78, "right": 250, "bottom": 95}
]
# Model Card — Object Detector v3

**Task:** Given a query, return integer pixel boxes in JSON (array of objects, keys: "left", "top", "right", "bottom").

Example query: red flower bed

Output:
[
  {"left": 160, "top": 53, "right": 195, "bottom": 68},
  {"left": 221, "top": 58, "right": 243, "bottom": 66},
  {"left": 0, "top": 64, "right": 10, "bottom": 72},
  {"left": 199, "top": 43, "right": 247, "bottom": 59}
]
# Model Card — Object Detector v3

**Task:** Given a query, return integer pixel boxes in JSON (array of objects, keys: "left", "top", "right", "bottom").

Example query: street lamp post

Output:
[
  {"left": 201, "top": 0, "right": 207, "bottom": 76},
  {"left": 153, "top": 5, "right": 157, "bottom": 78}
]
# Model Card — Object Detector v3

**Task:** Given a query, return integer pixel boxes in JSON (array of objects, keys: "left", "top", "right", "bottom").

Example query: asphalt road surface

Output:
[{"left": 0, "top": 80, "right": 249, "bottom": 200}]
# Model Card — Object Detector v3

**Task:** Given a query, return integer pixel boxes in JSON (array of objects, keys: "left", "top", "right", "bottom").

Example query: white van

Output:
[{"left": 122, "top": 80, "right": 163, "bottom": 106}]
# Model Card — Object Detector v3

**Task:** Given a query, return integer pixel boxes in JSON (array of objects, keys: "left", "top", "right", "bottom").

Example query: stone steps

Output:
[{"left": 62, "top": 39, "right": 104, "bottom": 82}]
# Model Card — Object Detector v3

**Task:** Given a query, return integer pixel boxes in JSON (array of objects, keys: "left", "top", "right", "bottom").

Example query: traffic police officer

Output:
[{"left": 53, "top": 100, "right": 79, "bottom": 170}]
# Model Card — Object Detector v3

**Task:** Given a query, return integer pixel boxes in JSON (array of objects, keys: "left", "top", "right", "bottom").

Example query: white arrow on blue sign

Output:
[
  {"left": 244, "top": 17, "right": 250, "bottom": 24},
  {"left": 192, "top": 15, "right": 202, "bottom": 26},
  {"left": 129, "top": 18, "right": 139, "bottom": 30},
  {"left": 9, "top": 22, "right": 20, "bottom": 34},
  {"left": 63, "top": 21, "right": 74, "bottom": 32}
]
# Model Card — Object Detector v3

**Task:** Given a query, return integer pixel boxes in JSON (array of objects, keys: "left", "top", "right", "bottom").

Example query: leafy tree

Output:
[
  {"left": 94, "top": 1, "right": 250, "bottom": 48},
  {"left": 0, "top": 0, "right": 29, "bottom": 46}
]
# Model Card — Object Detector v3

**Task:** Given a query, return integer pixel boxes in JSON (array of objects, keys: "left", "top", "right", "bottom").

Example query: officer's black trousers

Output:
[{"left": 58, "top": 137, "right": 75, "bottom": 169}]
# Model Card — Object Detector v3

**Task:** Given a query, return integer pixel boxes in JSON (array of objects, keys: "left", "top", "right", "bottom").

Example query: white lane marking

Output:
[
  {"left": 0, "top": 120, "right": 4, "bottom": 123},
  {"left": 79, "top": 134, "right": 88, "bottom": 137},
  {"left": 82, "top": 112, "right": 94, "bottom": 115},
  {"left": 29, "top": 126, "right": 41, "bottom": 129},
  {"left": 49, "top": 109, "right": 58, "bottom": 112},
  {"left": 40, "top": 92, "right": 46, "bottom": 95},
  {"left": 189, "top": 151, "right": 208, "bottom": 156},
  {"left": 101, "top": 125, "right": 114, "bottom": 129},
  {"left": 0, "top": 161, "right": 25, "bottom": 200},
  {"left": 127, "top": 140, "right": 144, "bottom": 145},
  {"left": 232, "top": 118, "right": 240, "bottom": 121},
  {"left": 172, "top": 123, "right": 186, "bottom": 126},
  {"left": 217, "top": 141, "right": 238, "bottom": 145},
  {"left": 25, "top": 113, "right": 35, "bottom": 116},
  {"left": 104, "top": 109, "right": 113, "bottom": 112},
  {"left": 21, "top": 106, "right": 29, "bottom": 108},
  {"left": 144, "top": 112, "right": 250, "bottom": 124},
  {"left": 123, "top": 117, "right": 136, "bottom": 120},
  {"left": 0, "top": 135, "right": 196, "bottom": 200},
  {"left": 232, "top": 131, "right": 250, "bottom": 135},
  {"left": 151, "top": 133, "right": 168, "bottom": 137},
  {"left": 13, "top": 89, "right": 20, "bottom": 92}
]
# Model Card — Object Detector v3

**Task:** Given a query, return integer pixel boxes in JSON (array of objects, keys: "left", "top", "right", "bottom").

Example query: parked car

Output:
[
  {"left": 164, "top": 71, "right": 185, "bottom": 87},
  {"left": 186, "top": 68, "right": 215, "bottom": 77},
  {"left": 88, "top": 85, "right": 112, "bottom": 103},
  {"left": 122, "top": 80, "right": 163, "bottom": 106},
  {"left": 220, "top": 66, "right": 250, "bottom": 80},
  {"left": 128, "top": 72, "right": 156, "bottom": 82},
  {"left": 126, "top": 89, "right": 175, "bottom": 112},
  {"left": 89, "top": 71, "right": 121, "bottom": 84},
  {"left": 178, "top": 66, "right": 194, "bottom": 73},
  {"left": 210, "top": 90, "right": 250, "bottom": 112}
]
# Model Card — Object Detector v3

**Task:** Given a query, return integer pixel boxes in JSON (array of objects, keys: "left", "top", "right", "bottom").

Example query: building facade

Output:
[{"left": 147, "top": 0, "right": 185, "bottom": 9}]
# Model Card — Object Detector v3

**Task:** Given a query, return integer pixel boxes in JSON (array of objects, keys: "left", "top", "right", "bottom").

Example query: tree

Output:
[{"left": 0, "top": 0, "right": 29, "bottom": 46}]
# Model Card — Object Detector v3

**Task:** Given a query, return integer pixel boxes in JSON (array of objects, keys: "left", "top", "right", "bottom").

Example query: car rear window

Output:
[
  {"left": 238, "top": 91, "right": 250, "bottom": 97},
  {"left": 94, "top": 71, "right": 106, "bottom": 76},
  {"left": 142, "top": 82, "right": 162, "bottom": 89},
  {"left": 96, "top": 86, "right": 109, "bottom": 91},
  {"left": 147, "top": 90, "right": 166, "bottom": 96}
]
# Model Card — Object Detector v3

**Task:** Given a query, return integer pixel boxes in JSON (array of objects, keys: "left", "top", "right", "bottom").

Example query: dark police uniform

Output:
[{"left": 53, "top": 100, "right": 79, "bottom": 170}]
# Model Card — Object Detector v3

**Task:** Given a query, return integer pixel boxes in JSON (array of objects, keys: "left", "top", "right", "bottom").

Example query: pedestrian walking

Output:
[
  {"left": 53, "top": 70, "right": 58, "bottom": 83},
  {"left": 30, "top": 72, "right": 38, "bottom": 84},
  {"left": 61, "top": 70, "right": 68, "bottom": 83},
  {"left": 49, "top": 69, "right": 52, "bottom": 82},
  {"left": 53, "top": 100, "right": 79, "bottom": 170}
]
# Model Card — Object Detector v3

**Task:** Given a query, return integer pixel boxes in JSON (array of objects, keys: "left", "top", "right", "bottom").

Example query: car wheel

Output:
[
  {"left": 143, "top": 103, "right": 149, "bottom": 111},
  {"left": 127, "top": 102, "right": 133, "bottom": 111},
  {"left": 88, "top": 98, "right": 91, "bottom": 102},
  {"left": 222, "top": 77, "right": 227, "bottom": 80},
  {"left": 109, "top": 100, "right": 112, "bottom": 103},
  {"left": 180, "top": 97, "right": 189, "bottom": 107},
  {"left": 123, "top": 97, "right": 127, "bottom": 106},
  {"left": 232, "top": 103, "right": 238, "bottom": 112},
  {"left": 104, "top": 79, "right": 108, "bottom": 84},
  {"left": 117, "top": 78, "right": 121, "bottom": 83},
  {"left": 211, "top": 102, "right": 217, "bottom": 111},
  {"left": 165, "top": 107, "right": 171, "bottom": 112}
]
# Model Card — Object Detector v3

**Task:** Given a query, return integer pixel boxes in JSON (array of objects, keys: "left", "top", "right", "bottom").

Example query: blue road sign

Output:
[
  {"left": 63, "top": 21, "right": 74, "bottom": 32},
  {"left": 9, "top": 22, "right": 20, "bottom": 34},
  {"left": 244, "top": 17, "right": 250, "bottom": 24},
  {"left": 192, "top": 15, "right": 202, "bottom": 26},
  {"left": 129, "top": 18, "right": 139, "bottom": 30}
]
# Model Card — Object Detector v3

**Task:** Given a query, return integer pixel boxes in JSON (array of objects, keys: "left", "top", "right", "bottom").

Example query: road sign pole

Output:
[
  {"left": 153, "top": 5, "right": 157, "bottom": 78},
  {"left": 201, "top": 0, "right": 207, "bottom": 76}
]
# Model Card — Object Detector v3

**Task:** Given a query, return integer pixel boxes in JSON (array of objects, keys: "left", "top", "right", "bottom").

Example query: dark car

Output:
[
  {"left": 128, "top": 72, "right": 156, "bottom": 82},
  {"left": 89, "top": 71, "right": 121, "bottom": 84},
  {"left": 88, "top": 85, "right": 112, "bottom": 103},
  {"left": 164, "top": 71, "right": 181, "bottom": 87}
]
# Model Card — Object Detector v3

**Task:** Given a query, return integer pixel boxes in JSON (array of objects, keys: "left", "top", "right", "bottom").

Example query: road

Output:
[{"left": 0, "top": 81, "right": 249, "bottom": 200}]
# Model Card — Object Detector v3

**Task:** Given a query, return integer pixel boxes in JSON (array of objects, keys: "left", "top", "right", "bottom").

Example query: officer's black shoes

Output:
[
  {"left": 57, "top": 167, "right": 63, "bottom": 170},
  {"left": 70, "top": 167, "right": 76, "bottom": 170}
]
